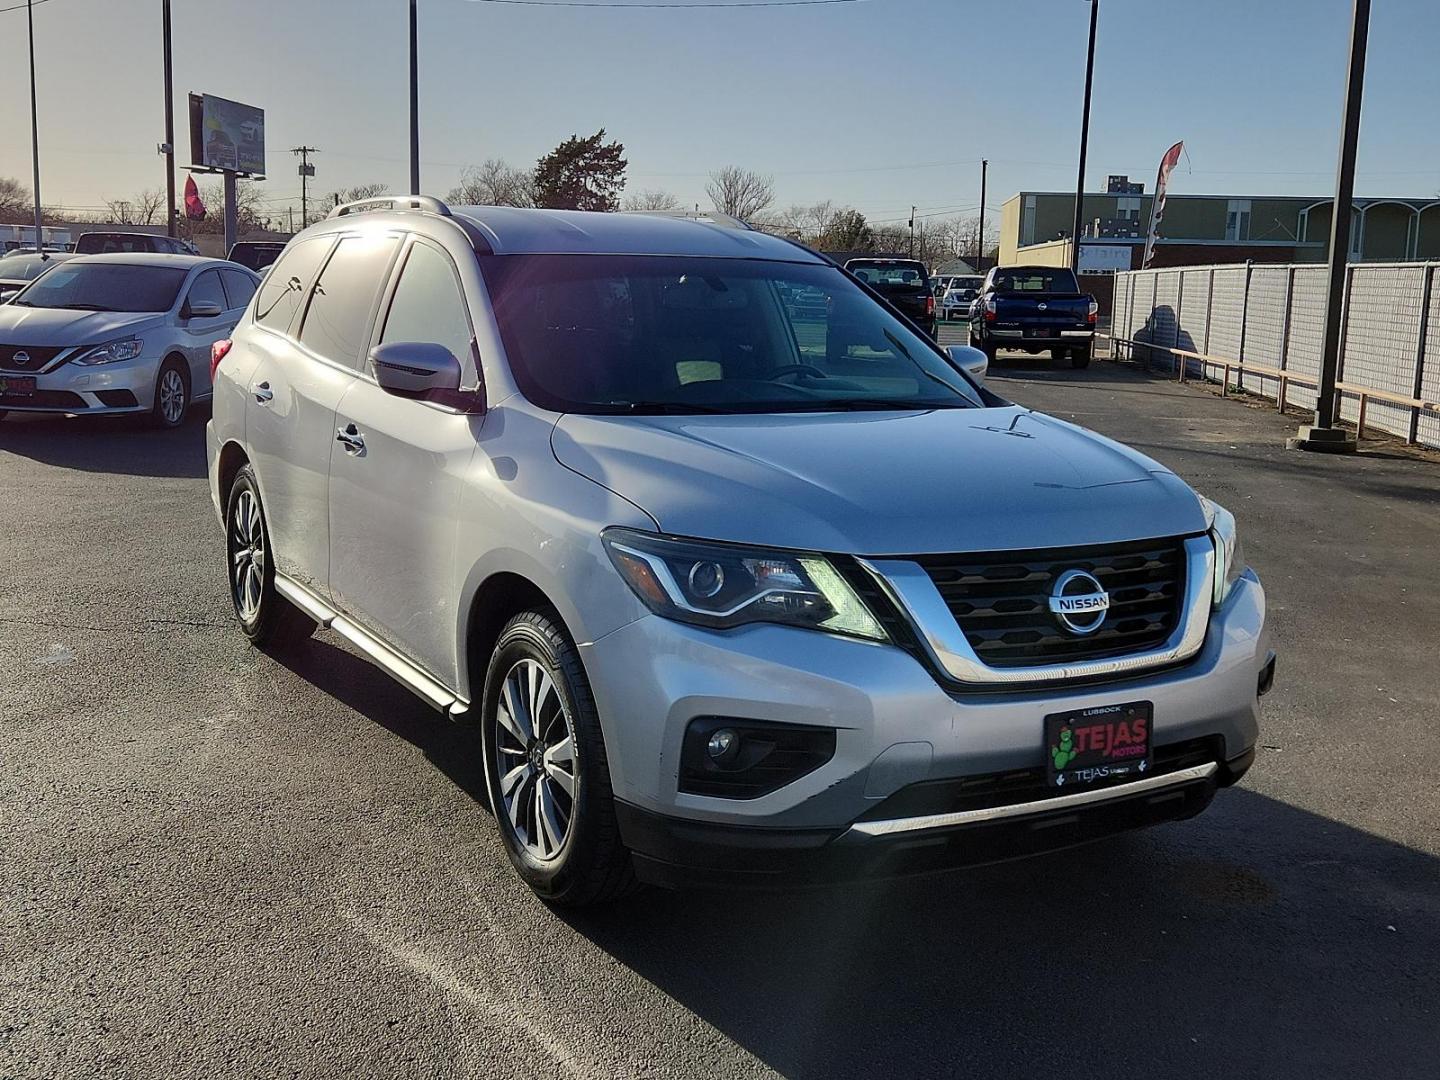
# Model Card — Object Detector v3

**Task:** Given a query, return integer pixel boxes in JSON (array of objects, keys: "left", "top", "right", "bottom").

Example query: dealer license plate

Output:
[
  {"left": 1045, "top": 700, "right": 1153, "bottom": 787},
  {"left": 0, "top": 375, "right": 36, "bottom": 397}
]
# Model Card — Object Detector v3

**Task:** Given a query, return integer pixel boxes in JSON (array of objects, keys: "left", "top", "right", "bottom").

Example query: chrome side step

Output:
[
  {"left": 844, "top": 761, "right": 1219, "bottom": 839},
  {"left": 273, "top": 574, "right": 469, "bottom": 719}
]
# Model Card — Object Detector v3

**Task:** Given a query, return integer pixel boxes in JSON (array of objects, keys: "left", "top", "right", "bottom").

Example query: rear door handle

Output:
[
  {"left": 336, "top": 423, "right": 365, "bottom": 455},
  {"left": 253, "top": 381, "right": 273, "bottom": 404}
]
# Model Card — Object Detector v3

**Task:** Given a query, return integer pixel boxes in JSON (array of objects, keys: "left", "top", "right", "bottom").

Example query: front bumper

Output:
[
  {"left": 0, "top": 353, "right": 162, "bottom": 414},
  {"left": 581, "top": 571, "right": 1268, "bottom": 884}
]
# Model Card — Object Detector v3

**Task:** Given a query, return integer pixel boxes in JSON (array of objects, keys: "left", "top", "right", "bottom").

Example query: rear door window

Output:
[
  {"left": 297, "top": 234, "right": 400, "bottom": 369},
  {"left": 378, "top": 240, "right": 475, "bottom": 374},
  {"left": 220, "top": 269, "right": 258, "bottom": 311},
  {"left": 253, "top": 237, "right": 333, "bottom": 333}
]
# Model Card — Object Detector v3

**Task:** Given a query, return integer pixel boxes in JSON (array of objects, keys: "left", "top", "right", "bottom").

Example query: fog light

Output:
[{"left": 707, "top": 728, "right": 737, "bottom": 760}]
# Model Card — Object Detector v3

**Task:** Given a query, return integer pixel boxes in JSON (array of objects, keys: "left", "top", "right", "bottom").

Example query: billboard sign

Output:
[
  {"left": 188, "top": 93, "right": 266, "bottom": 176},
  {"left": 1078, "top": 244, "right": 1133, "bottom": 274}
]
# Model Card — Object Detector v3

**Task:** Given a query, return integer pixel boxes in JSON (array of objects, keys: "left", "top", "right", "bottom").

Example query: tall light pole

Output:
[
  {"left": 1069, "top": 0, "right": 1098, "bottom": 273},
  {"left": 977, "top": 158, "right": 988, "bottom": 268},
  {"left": 409, "top": 0, "right": 420, "bottom": 194},
  {"left": 27, "top": 0, "right": 43, "bottom": 247},
  {"left": 1289, "top": 0, "right": 1369, "bottom": 454},
  {"left": 162, "top": 0, "right": 177, "bottom": 238}
]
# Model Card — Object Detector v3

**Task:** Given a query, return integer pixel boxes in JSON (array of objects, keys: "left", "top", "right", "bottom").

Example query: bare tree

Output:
[
  {"left": 447, "top": 158, "right": 536, "bottom": 207},
  {"left": 0, "top": 177, "right": 33, "bottom": 223},
  {"left": 336, "top": 183, "right": 390, "bottom": 203},
  {"left": 103, "top": 188, "right": 167, "bottom": 225},
  {"left": 706, "top": 167, "right": 774, "bottom": 221},
  {"left": 621, "top": 189, "right": 680, "bottom": 211}
]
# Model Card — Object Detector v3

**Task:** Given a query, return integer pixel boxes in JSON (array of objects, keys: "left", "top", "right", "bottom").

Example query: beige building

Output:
[{"left": 1000, "top": 189, "right": 1440, "bottom": 269}]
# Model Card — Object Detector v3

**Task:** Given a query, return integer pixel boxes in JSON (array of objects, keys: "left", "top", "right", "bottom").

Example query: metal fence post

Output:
[
  {"left": 1235, "top": 260, "right": 1254, "bottom": 394},
  {"left": 1173, "top": 270, "right": 1185, "bottom": 363},
  {"left": 1150, "top": 272, "right": 1159, "bottom": 370},
  {"left": 1278, "top": 265, "right": 1296, "bottom": 415},
  {"left": 1203, "top": 268, "right": 1215, "bottom": 356},
  {"left": 1410, "top": 264, "right": 1434, "bottom": 444}
]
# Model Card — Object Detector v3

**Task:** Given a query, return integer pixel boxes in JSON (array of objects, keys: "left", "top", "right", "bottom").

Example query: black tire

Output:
[
  {"left": 225, "top": 464, "right": 316, "bottom": 648},
  {"left": 1070, "top": 346, "right": 1092, "bottom": 370},
  {"left": 481, "top": 609, "right": 637, "bottom": 906},
  {"left": 150, "top": 356, "right": 190, "bottom": 428},
  {"left": 968, "top": 327, "right": 996, "bottom": 363}
]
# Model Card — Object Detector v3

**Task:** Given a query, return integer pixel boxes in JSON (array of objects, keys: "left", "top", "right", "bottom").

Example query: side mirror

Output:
[
  {"left": 370, "top": 341, "right": 464, "bottom": 400},
  {"left": 947, "top": 344, "right": 988, "bottom": 384},
  {"left": 187, "top": 299, "right": 223, "bottom": 319}
]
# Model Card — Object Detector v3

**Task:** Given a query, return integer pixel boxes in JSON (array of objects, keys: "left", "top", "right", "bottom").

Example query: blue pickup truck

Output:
[{"left": 966, "top": 265, "right": 1098, "bottom": 369}]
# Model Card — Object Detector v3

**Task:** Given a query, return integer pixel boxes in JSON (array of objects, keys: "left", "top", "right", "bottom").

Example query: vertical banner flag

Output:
[
  {"left": 1142, "top": 141, "right": 1184, "bottom": 270},
  {"left": 184, "top": 175, "right": 207, "bottom": 221}
]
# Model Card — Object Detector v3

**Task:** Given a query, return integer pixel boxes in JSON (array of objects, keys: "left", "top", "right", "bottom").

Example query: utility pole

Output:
[
  {"left": 292, "top": 146, "right": 318, "bottom": 228},
  {"left": 27, "top": 0, "right": 43, "bottom": 248},
  {"left": 1288, "top": 0, "right": 1369, "bottom": 454},
  {"left": 1070, "top": 0, "right": 1099, "bottom": 273},
  {"left": 162, "top": 0, "right": 176, "bottom": 238},
  {"left": 909, "top": 205, "right": 916, "bottom": 258},
  {"left": 977, "top": 159, "right": 988, "bottom": 268},
  {"left": 409, "top": 0, "right": 420, "bottom": 194},
  {"left": 287, "top": 206, "right": 294, "bottom": 234}
]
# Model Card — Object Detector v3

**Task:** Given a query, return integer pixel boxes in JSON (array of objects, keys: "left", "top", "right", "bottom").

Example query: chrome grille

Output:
[{"left": 916, "top": 537, "right": 1187, "bottom": 667}]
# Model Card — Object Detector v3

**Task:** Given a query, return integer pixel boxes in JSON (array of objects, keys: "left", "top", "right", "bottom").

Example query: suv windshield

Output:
[
  {"left": 485, "top": 255, "right": 981, "bottom": 415},
  {"left": 11, "top": 263, "right": 187, "bottom": 313},
  {"left": 992, "top": 268, "right": 1080, "bottom": 293}
]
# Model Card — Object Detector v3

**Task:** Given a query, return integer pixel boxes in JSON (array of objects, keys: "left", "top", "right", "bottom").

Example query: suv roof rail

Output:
[
  {"left": 328, "top": 195, "right": 452, "bottom": 220},
  {"left": 620, "top": 209, "right": 754, "bottom": 232}
]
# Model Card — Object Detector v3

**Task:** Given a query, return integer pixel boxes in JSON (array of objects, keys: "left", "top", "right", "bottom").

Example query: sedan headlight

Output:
[
  {"left": 74, "top": 338, "right": 144, "bottom": 366},
  {"left": 1199, "top": 496, "right": 1245, "bottom": 608},
  {"left": 602, "top": 528, "right": 887, "bottom": 642}
]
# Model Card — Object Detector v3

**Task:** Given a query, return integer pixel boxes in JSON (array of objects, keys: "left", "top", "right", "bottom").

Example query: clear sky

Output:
[{"left": 2, "top": 0, "right": 1438, "bottom": 226}]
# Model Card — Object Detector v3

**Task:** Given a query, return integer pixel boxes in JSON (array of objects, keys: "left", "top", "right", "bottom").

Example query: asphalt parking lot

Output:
[{"left": 3, "top": 349, "right": 1439, "bottom": 1080}]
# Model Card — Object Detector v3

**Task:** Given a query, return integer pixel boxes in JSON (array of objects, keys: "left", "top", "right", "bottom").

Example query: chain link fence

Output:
[{"left": 1113, "top": 261, "right": 1440, "bottom": 449}]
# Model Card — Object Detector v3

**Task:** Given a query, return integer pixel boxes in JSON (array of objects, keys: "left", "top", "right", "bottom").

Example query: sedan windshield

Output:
[
  {"left": 484, "top": 255, "right": 982, "bottom": 415},
  {"left": 12, "top": 263, "right": 187, "bottom": 313}
]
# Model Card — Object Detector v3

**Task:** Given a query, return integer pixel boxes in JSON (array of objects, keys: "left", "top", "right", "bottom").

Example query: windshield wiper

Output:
[
  {"left": 51, "top": 303, "right": 116, "bottom": 312},
  {"left": 611, "top": 400, "right": 735, "bottom": 415},
  {"left": 786, "top": 398, "right": 970, "bottom": 412}
]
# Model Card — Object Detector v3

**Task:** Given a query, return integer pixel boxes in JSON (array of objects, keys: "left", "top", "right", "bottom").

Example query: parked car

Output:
[
  {"left": 227, "top": 241, "right": 288, "bottom": 273},
  {"left": 0, "top": 254, "right": 258, "bottom": 426},
  {"left": 938, "top": 274, "right": 984, "bottom": 321},
  {"left": 73, "top": 231, "right": 192, "bottom": 256},
  {"left": 843, "top": 257, "right": 936, "bottom": 337},
  {"left": 207, "top": 199, "right": 1269, "bottom": 906},
  {"left": 0, "top": 251, "right": 75, "bottom": 304},
  {"left": 967, "top": 265, "right": 1099, "bottom": 368}
]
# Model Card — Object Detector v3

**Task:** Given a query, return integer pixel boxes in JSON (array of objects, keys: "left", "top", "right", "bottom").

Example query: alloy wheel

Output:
[
  {"left": 159, "top": 368, "right": 186, "bottom": 424},
  {"left": 229, "top": 489, "right": 265, "bottom": 623},
  {"left": 494, "top": 657, "right": 577, "bottom": 862}
]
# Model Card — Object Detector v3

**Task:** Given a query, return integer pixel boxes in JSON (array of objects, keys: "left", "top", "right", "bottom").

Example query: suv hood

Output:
[
  {"left": 552, "top": 406, "right": 1206, "bottom": 555},
  {"left": 0, "top": 306, "right": 167, "bottom": 345}
]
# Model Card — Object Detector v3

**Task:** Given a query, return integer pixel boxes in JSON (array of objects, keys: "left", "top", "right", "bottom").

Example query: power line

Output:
[
  {"left": 464, "top": 0, "right": 869, "bottom": 7},
  {"left": 0, "top": 0, "right": 55, "bottom": 13}
]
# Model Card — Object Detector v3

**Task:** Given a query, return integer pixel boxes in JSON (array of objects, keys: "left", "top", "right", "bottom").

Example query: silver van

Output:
[{"left": 207, "top": 198, "right": 1271, "bottom": 905}]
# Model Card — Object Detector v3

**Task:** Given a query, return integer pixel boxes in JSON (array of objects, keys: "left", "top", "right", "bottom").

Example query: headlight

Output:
[
  {"left": 74, "top": 338, "right": 144, "bottom": 365},
  {"left": 1199, "top": 496, "right": 1245, "bottom": 608},
  {"left": 602, "top": 528, "right": 887, "bottom": 642}
]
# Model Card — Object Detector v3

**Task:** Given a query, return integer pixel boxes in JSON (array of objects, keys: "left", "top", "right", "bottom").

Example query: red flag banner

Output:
[
  {"left": 1142, "top": 141, "right": 1184, "bottom": 270},
  {"left": 184, "top": 175, "right": 207, "bottom": 221}
]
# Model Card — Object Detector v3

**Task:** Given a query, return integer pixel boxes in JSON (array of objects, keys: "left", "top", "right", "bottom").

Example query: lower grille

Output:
[
  {"left": 0, "top": 389, "right": 87, "bottom": 409},
  {"left": 96, "top": 389, "right": 139, "bottom": 408},
  {"left": 917, "top": 537, "right": 1187, "bottom": 667}
]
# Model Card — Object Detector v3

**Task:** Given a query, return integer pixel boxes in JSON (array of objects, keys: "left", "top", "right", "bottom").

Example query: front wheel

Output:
[
  {"left": 481, "top": 610, "right": 636, "bottom": 906},
  {"left": 151, "top": 357, "right": 190, "bottom": 428}
]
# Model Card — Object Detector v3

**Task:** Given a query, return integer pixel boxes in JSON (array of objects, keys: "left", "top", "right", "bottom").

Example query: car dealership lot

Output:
[{"left": 2, "top": 358, "right": 1438, "bottom": 1079}]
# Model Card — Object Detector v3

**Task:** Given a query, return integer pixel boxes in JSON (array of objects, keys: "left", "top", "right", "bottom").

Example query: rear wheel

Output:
[
  {"left": 151, "top": 357, "right": 189, "bottom": 428},
  {"left": 225, "top": 465, "right": 316, "bottom": 647},
  {"left": 1070, "top": 345, "right": 1092, "bottom": 370},
  {"left": 481, "top": 609, "right": 636, "bottom": 906}
]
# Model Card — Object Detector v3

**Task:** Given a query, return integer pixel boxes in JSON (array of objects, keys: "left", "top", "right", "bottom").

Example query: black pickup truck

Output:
[
  {"left": 844, "top": 258, "right": 936, "bottom": 338},
  {"left": 966, "top": 265, "right": 1098, "bottom": 368}
]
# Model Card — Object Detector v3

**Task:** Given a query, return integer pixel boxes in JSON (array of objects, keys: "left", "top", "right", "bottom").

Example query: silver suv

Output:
[
  {"left": 207, "top": 198, "right": 1272, "bottom": 905},
  {"left": 0, "top": 254, "right": 258, "bottom": 426}
]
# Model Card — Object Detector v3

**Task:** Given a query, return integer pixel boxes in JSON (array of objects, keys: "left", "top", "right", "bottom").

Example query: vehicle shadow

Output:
[
  {"left": 264, "top": 633, "right": 491, "bottom": 807},
  {"left": 560, "top": 788, "right": 1440, "bottom": 1079},
  {"left": 0, "top": 406, "right": 210, "bottom": 479}
]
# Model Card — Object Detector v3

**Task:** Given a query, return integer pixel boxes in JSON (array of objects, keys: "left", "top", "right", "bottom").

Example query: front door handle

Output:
[
  {"left": 253, "top": 381, "right": 273, "bottom": 404},
  {"left": 336, "top": 423, "right": 366, "bottom": 455}
]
